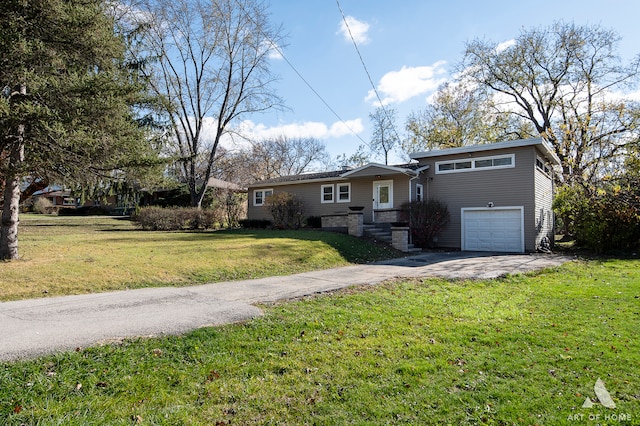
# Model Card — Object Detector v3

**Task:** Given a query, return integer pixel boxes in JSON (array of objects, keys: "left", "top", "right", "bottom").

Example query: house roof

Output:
[
  {"left": 31, "top": 186, "right": 69, "bottom": 197},
  {"left": 206, "top": 177, "right": 246, "bottom": 191},
  {"left": 248, "top": 163, "right": 425, "bottom": 188},
  {"left": 409, "top": 137, "right": 562, "bottom": 165},
  {"left": 340, "top": 163, "right": 424, "bottom": 178},
  {"left": 248, "top": 170, "right": 346, "bottom": 187}
]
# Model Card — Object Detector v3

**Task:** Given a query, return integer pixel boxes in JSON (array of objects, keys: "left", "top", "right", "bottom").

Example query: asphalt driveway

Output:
[{"left": 0, "top": 252, "right": 571, "bottom": 362}]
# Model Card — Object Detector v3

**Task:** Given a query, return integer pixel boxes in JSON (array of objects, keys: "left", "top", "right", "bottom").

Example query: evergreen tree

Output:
[{"left": 0, "top": 0, "right": 151, "bottom": 259}]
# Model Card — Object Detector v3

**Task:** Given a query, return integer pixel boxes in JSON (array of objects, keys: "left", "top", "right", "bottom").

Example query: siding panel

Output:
[
  {"left": 419, "top": 146, "right": 537, "bottom": 251},
  {"left": 247, "top": 174, "right": 413, "bottom": 224}
]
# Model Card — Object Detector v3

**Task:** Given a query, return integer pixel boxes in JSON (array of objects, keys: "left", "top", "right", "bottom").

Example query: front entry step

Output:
[
  {"left": 363, "top": 224, "right": 421, "bottom": 253},
  {"left": 363, "top": 224, "right": 392, "bottom": 243}
]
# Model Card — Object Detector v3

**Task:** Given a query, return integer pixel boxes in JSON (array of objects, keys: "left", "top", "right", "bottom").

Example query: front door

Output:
[{"left": 373, "top": 180, "right": 393, "bottom": 210}]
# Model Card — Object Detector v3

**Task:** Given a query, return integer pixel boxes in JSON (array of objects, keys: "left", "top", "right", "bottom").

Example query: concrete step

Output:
[
  {"left": 363, "top": 226, "right": 392, "bottom": 243},
  {"left": 363, "top": 223, "right": 421, "bottom": 252}
]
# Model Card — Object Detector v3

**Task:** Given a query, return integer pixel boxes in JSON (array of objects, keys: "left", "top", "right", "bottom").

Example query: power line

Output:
[
  {"left": 233, "top": 0, "right": 371, "bottom": 149},
  {"left": 334, "top": 0, "right": 403, "bottom": 145}
]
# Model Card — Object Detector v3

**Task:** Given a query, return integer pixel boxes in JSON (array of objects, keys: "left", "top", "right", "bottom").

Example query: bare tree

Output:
[
  {"left": 335, "top": 143, "right": 371, "bottom": 169},
  {"left": 369, "top": 107, "right": 399, "bottom": 165},
  {"left": 463, "top": 21, "right": 640, "bottom": 184},
  {"left": 130, "top": 0, "right": 284, "bottom": 207},
  {"left": 218, "top": 136, "right": 329, "bottom": 185}
]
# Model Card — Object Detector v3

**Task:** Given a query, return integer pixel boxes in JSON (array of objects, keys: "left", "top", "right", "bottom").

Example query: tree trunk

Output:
[{"left": 0, "top": 126, "right": 25, "bottom": 260}]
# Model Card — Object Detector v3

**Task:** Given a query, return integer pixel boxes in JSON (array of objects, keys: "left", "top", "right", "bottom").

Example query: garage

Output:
[{"left": 461, "top": 207, "right": 524, "bottom": 253}]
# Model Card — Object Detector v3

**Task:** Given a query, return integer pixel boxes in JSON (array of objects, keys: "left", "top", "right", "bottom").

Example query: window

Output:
[
  {"left": 337, "top": 183, "right": 351, "bottom": 203},
  {"left": 416, "top": 184, "right": 424, "bottom": 202},
  {"left": 254, "top": 189, "right": 273, "bottom": 206},
  {"left": 455, "top": 161, "right": 472, "bottom": 170},
  {"left": 321, "top": 184, "right": 334, "bottom": 203},
  {"left": 536, "top": 157, "right": 552, "bottom": 175},
  {"left": 436, "top": 154, "right": 515, "bottom": 174}
]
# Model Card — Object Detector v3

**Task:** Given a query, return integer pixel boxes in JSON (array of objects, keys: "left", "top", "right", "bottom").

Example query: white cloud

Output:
[
  {"left": 365, "top": 61, "right": 448, "bottom": 106},
  {"left": 496, "top": 39, "right": 516, "bottom": 53},
  {"left": 337, "top": 16, "right": 370, "bottom": 44},
  {"left": 228, "top": 118, "right": 364, "bottom": 146},
  {"left": 261, "top": 40, "right": 283, "bottom": 60}
]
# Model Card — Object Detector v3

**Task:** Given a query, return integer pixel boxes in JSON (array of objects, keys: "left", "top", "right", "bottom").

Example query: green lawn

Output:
[
  {"left": 0, "top": 215, "right": 400, "bottom": 301},
  {"left": 1, "top": 258, "right": 638, "bottom": 424}
]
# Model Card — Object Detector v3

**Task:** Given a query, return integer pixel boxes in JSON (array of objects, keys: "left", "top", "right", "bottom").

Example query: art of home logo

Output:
[{"left": 567, "top": 378, "right": 632, "bottom": 423}]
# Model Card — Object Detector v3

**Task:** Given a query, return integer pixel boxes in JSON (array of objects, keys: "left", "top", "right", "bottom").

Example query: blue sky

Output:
[{"left": 232, "top": 0, "right": 640, "bottom": 165}]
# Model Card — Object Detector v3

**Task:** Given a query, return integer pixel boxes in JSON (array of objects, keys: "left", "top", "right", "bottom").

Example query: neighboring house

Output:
[
  {"left": 23, "top": 177, "right": 245, "bottom": 214},
  {"left": 29, "top": 186, "right": 78, "bottom": 208},
  {"left": 247, "top": 138, "right": 561, "bottom": 253}
]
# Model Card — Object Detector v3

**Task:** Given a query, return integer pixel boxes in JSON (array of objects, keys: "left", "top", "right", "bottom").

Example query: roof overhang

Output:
[
  {"left": 248, "top": 175, "right": 347, "bottom": 188},
  {"left": 340, "top": 163, "right": 422, "bottom": 178},
  {"left": 410, "top": 138, "right": 561, "bottom": 166}
]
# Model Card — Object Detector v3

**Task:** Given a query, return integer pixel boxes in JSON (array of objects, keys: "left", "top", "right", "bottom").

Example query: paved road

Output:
[{"left": 0, "top": 252, "right": 571, "bottom": 362}]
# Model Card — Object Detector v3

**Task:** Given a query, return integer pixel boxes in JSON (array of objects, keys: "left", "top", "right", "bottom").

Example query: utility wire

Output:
[
  {"left": 335, "top": 0, "right": 403, "bottom": 145},
  {"left": 233, "top": 0, "right": 371, "bottom": 149}
]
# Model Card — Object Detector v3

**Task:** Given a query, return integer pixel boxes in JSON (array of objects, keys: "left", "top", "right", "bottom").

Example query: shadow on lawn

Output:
[{"left": 104, "top": 228, "right": 403, "bottom": 264}]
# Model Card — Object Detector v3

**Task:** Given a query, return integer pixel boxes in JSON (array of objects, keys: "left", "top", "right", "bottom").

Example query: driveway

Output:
[{"left": 0, "top": 252, "right": 571, "bottom": 362}]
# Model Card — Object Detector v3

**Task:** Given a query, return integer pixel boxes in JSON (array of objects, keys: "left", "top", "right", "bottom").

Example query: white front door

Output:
[{"left": 373, "top": 180, "right": 393, "bottom": 210}]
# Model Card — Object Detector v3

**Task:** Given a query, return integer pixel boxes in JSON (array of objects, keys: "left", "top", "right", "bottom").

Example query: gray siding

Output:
[
  {"left": 247, "top": 174, "right": 413, "bottom": 223},
  {"left": 533, "top": 150, "right": 555, "bottom": 249},
  {"left": 417, "top": 146, "right": 538, "bottom": 251}
]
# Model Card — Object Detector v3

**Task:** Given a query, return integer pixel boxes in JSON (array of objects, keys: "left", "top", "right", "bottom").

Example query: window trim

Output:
[
  {"left": 415, "top": 183, "right": 424, "bottom": 202},
  {"left": 435, "top": 154, "right": 515, "bottom": 174},
  {"left": 253, "top": 188, "right": 273, "bottom": 207},
  {"left": 536, "top": 156, "right": 552, "bottom": 176},
  {"left": 336, "top": 183, "right": 351, "bottom": 203},
  {"left": 321, "top": 184, "right": 334, "bottom": 203}
]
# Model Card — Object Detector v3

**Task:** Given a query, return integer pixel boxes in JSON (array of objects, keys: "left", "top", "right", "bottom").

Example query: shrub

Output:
[
  {"left": 265, "top": 192, "right": 305, "bottom": 230},
  {"left": 32, "top": 197, "right": 53, "bottom": 214},
  {"left": 58, "top": 206, "right": 111, "bottom": 216},
  {"left": 401, "top": 199, "right": 450, "bottom": 249},
  {"left": 305, "top": 216, "right": 322, "bottom": 229},
  {"left": 211, "top": 189, "right": 246, "bottom": 229},
  {"left": 134, "top": 207, "right": 220, "bottom": 231},
  {"left": 555, "top": 182, "right": 640, "bottom": 253},
  {"left": 239, "top": 219, "right": 272, "bottom": 229}
]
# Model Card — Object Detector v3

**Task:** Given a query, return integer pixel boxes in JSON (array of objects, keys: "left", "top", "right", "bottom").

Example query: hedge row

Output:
[{"left": 133, "top": 207, "right": 221, "bottom": 231}]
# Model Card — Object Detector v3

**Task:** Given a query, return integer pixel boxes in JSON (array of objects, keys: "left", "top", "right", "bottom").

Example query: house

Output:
[
  {"left": 29, "top": 186, "right": 78, "bottom": 209},
  {"left": 247, "top": 138, "right": 561, "bottom": 253}
]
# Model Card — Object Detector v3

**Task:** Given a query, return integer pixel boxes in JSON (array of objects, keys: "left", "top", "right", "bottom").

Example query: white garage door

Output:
[{"left": 462, "top": 207, "right": 524, "bottom": 253}]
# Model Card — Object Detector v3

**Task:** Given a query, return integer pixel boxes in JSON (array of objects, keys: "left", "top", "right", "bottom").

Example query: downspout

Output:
[{"left": 407, "top": 165, "right": 430, "bottom": 244}]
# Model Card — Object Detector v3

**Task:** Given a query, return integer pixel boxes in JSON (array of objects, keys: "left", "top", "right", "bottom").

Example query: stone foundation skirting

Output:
[
  {"left": 321, "top": 214, "right": 348, "bottom": 233},
  {"left": 373, "top": 209, "right": 402, "bottom": 223}
]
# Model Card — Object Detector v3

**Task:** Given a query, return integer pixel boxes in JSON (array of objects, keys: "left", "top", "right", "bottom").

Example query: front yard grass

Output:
[
  {"left": 0, "top": 215, "right": 400, "bottom": 301},
  {"left": 1, "top": 259, "right": 639, "bottom": 424}
]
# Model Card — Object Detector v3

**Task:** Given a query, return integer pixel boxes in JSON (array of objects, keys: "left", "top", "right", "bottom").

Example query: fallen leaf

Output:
[
  {"left": 13, "top": 405, "right": 22, "bottom": 414},
  {"left": 594, "top": 378, "right": 616, "bottom": 409}
]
